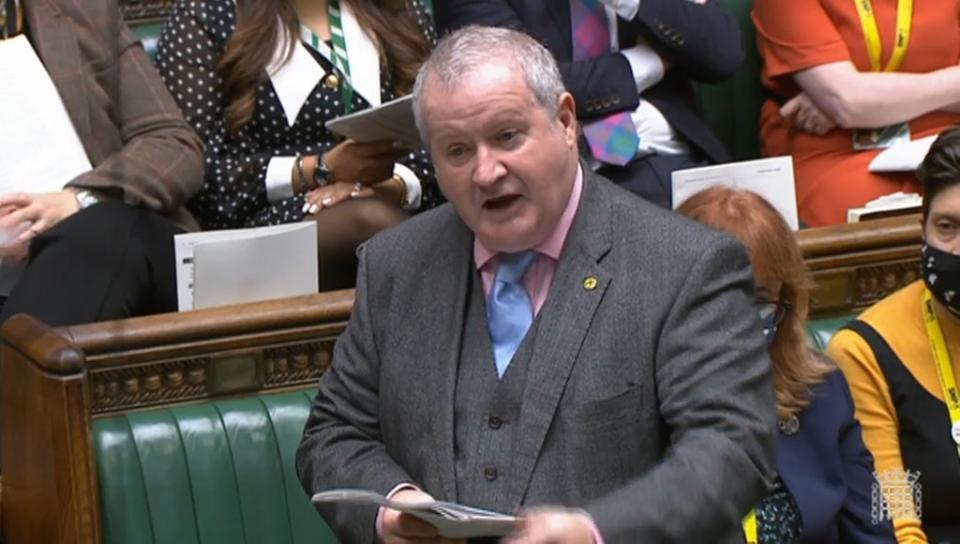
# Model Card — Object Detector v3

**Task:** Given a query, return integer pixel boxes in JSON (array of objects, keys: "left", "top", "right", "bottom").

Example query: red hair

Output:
[{"left": 678, "top": 186, "right": 833, "bottom": 418}]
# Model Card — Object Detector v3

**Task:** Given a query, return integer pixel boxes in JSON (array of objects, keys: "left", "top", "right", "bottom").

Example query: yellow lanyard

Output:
[
  {"left": 853, "top": 0, "right": 914, "bottom": 72},
  {"left": 742, "top": 509, "right": 758, "bottom": 544},
  {"left": 921, "top": 290, "right": 960, "bottom": 458}
]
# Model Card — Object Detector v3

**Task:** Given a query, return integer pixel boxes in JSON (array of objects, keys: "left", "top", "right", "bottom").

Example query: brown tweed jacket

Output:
[{"left": 23, "top": 0, "right": 203, "bottom": 228}]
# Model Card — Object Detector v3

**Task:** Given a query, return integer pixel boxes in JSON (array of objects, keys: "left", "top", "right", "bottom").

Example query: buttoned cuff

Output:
[
  {"left": 265, "top": 156, "right": 297, "bottom": 202},
  {"left": 600, "top": 0, "right": 640, "bottom": 19},
  {"left": 620, "top": 45, "right": 665, "bottom": 93},
  {"left": 375, "top": 483, "right": 421, "bottom": 541},
  {"left": 393, "top": 163, "right": 422, "bottom": 211}
]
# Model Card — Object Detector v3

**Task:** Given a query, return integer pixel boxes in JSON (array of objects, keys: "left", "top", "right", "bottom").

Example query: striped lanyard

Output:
[
  {"left": 742, "top": 509, "right": 758, "bottom": 544},
  {"left": 853, "top": 0, "right": 913, "bottom": 72},
  {"left": 921, "top": 289, "right": 960, "bottom": 459},
  {"left": 308, "top": 0, "right": 354, "bottom": 114}
]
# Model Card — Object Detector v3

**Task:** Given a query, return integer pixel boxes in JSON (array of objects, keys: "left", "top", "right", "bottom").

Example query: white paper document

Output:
[
  {"left": 868, "top": 135, "right": 937, "bottom": 173},
  {"left": 846, "top": 191, "right": 921, "bottom": 223},
  {"left": 324, "top": 95, "right": 420, "bottom": 147},
  {"left": 311, "top": 489, "right": 517, "bottom": 539},
  {"left": 174, "top": 222, "right": 318, "bottom": 311},
  {"left": 0, "top": 35, "right": 91, "bottom": 194},
  {"left": 671, "top": 156, "right": 799, "bottom": 230}
]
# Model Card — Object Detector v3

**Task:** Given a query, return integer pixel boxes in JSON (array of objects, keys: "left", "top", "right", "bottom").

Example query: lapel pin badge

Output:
[
  {"left": 583, "top": 276, "right": 598, "bottom": 291},
  {"left": 778, "top": 414, "right": 800, "bottom": 436}
]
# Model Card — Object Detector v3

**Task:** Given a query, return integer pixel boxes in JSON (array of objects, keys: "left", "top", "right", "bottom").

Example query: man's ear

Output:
[{"left": 556, "top": 92, "right": 577, "bottom": 147}]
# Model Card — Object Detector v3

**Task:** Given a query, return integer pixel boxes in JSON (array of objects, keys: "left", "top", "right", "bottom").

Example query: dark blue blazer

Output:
[
  {"left": 780, "top": 370, "right": 895, "bottom": 543},
  {"left": 434, "top": 0, "right": 743, "bottom": 163}
]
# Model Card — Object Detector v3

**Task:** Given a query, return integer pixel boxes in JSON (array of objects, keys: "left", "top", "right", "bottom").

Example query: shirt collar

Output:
[{"left": 474, "top": 164, "right": 584, "bottom": 270}]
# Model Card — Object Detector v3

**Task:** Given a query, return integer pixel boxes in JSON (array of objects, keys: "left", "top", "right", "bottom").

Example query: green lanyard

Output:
[{"left": 308, "top": 0, "right": 354, "bottom": 114}]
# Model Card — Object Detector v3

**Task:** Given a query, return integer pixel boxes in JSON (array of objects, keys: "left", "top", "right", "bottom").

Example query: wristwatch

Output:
[
  {"left": 313, "top": 154, "right": 333, "bottom": 188},
  {"left": 72, "top": 189, "right": 100, "bottom": 209}
]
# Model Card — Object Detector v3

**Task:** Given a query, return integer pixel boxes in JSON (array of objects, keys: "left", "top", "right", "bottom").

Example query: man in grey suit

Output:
[{"left": 297, "top": 26, "right": 777, "bottom": 544}]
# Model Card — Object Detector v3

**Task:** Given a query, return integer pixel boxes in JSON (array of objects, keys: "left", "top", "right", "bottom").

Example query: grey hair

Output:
[{"left": 412, "top": 25, "right": 566, "bottom": 142}]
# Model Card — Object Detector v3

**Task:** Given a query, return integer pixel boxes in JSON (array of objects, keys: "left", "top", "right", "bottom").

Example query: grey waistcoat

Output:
[{"left": 454, "top": 271, "right": 541, "bottom": 514}]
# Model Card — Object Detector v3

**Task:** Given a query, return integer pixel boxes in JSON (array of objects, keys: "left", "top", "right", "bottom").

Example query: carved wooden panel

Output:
[
  {"left": 121, "top": 0, "right": 174, "bottom": 21},
  {"left": 809, "top": 260, "right": 919, "bottom": 317},
  {"left": 91, "top": 358, "right": 208, "bottom": 413},
  {"left": 264, "top": 340, "right": 333, "bottom": 387},
  {"left": 89, "top": 337, "right": 337, "bottom": 415}
]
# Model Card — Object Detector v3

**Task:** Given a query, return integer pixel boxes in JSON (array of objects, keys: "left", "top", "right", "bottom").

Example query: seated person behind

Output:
[
  {"left": 156, "top": 0, "right": 443, "bottom": 290},
  {"left": 828, "top": 126, "right": 960, "bottom": 543},
  {"left": 753, "top": 0, "right": 960, "bottom": 227},
  {"left": 435, "top": 0, "right": 744, "bottom": 209},
  {"left": 0, "top": 0, "right": 203, "bottom": 327},
  {"left": 679, "top": 187, "right": 895, "bottom": 544},
  {"left": 297, "top": 25, "right": 776, "bottom": 544}
]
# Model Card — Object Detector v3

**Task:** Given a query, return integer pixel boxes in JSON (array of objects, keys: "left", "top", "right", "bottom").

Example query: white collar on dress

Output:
[{"left": 265, "top": 3, "right": 382, "bottom": 127}]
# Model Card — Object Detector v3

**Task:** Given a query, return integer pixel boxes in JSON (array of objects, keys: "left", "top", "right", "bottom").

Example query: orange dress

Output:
[{"left": 752, "top": 0, "right": 960, "bottom": 227}]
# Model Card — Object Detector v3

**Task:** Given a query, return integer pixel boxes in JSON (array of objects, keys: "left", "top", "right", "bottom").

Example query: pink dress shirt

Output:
[{"left": 473, "top": 165, "right": 584, "bottom": 314}]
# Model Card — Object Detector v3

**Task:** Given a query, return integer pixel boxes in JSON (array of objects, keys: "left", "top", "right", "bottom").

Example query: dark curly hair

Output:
[{"left": 918, "top": 126, "right": 960, "bottom": 220}]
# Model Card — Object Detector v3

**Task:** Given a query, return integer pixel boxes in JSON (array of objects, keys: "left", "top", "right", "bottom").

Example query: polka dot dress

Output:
[{"left": 154, "top": 0, "right": 442, "bottom": 230}]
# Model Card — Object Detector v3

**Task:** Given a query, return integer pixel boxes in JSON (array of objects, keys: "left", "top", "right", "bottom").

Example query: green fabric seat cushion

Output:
[{"left": 93, "top": 389, "right": 336, "bottom": 544}]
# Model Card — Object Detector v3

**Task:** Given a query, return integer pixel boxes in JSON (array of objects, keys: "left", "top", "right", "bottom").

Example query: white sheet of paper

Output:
[
  {"left": 311, "top": 489, "right": 517, "bottom": 539},
  {"left": 0, "top": 35, "right": 91, "bottom": 194},
  {"left": 325, "top": 95, "right": 419, "bottom": 147},
  {"left": 868, "top": 135, "right": 937, "bottom": 173},
  {"left": 671, "top": 156, "right": 799, "bottom": 230},
  {"left": 174, "top": 222, "right": 318, "bottom": 311}
]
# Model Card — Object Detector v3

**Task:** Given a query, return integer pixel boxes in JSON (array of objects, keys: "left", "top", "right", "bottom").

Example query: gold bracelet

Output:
[
  {"left": 294, "top": 154, "right": 309, "bottom": 194},
  {"left": 392, "top": 174, "right": 407, "bottom": 207}
]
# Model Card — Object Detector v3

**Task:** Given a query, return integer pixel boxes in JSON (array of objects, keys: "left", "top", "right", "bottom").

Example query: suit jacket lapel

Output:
[
  {"left": 507, "top": 170, "right": 614, "bottom": 506},
  {"left": 422, "top": 212, "right": 473, "bottom": 502},
  {"left": 24, "top": 0, "right": 92, "bottom": 152}
]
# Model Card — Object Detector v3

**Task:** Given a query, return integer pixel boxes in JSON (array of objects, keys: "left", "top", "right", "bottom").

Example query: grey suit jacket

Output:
[
  {"left": 297, "top": 171, "right": 778, "bottom": 543},
  {"left": 24, "top": 0, "right": 203, "bottom": 228}
]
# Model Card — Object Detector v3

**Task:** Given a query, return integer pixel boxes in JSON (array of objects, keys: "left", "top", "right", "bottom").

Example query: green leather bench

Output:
[
  {"left": 0, "top": 291, "right": 355, "bottom": 544},
  {"left": 131, "top": 20, "right": 164, "bottom": 61},
  {"left": 807, "top": 316, "right": 853, "bottom": 352},
  {"left": 90, "top": 317, "right": 850, "bottom": 544},
  {"left": 694, "top": 0, "right": 763, "bottom": 161},
  {"left": 93, "top": 390, "right": 336, "bottom": 544}
]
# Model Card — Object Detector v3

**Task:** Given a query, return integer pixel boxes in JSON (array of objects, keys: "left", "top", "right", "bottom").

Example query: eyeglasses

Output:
[{"left": 756, "top": 299, "right": 791, "bottom": 339}]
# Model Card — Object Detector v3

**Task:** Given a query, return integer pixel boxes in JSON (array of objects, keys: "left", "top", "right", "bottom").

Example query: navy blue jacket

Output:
[
  {"left": 779, "top": 370, "right": 895, "bottom": 543},
  {"left": 434, "top": 0, "right": 742, "bottom": 163}
]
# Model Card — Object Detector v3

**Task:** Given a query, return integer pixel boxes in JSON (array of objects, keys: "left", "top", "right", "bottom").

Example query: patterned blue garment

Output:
[{"left": 757, "top": 476, "right": 803, "bottom": 544}]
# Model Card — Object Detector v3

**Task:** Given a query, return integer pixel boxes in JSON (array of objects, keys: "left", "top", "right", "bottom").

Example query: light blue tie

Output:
[{"left": 487, "top": 251, "right": 537, "bottom": 379}]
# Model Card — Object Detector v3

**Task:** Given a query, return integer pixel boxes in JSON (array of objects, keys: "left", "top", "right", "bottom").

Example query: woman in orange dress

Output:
[{"left": 752, "top": 0, "right": 960, "bottom": 226}]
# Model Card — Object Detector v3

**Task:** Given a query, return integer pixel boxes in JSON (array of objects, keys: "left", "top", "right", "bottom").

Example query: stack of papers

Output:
[
  {"left": 671, "top": 156, "right": 799, "bottom": 230},
  {"left": 174, "top": 222, "right": 318, "bottom": 311},
  {"left": 868, "top": 135, "right": 937, "bottom": 173},
  {"left": 846, "top": 191, "right": 921, "bottom": 223},
  {"left": 325, "top": 95, "right": 420, "bottom": 148},
  {"left": 311, "top": 489, "right": 517, "bottom": 538},
  {"left": 0, "top": 35, "right": 91, "bottom": 193}
]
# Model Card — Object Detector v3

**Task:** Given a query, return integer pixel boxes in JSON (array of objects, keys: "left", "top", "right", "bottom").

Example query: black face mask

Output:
[{"left": 921, "top": 243, "right": 960, "bottom": 317}]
